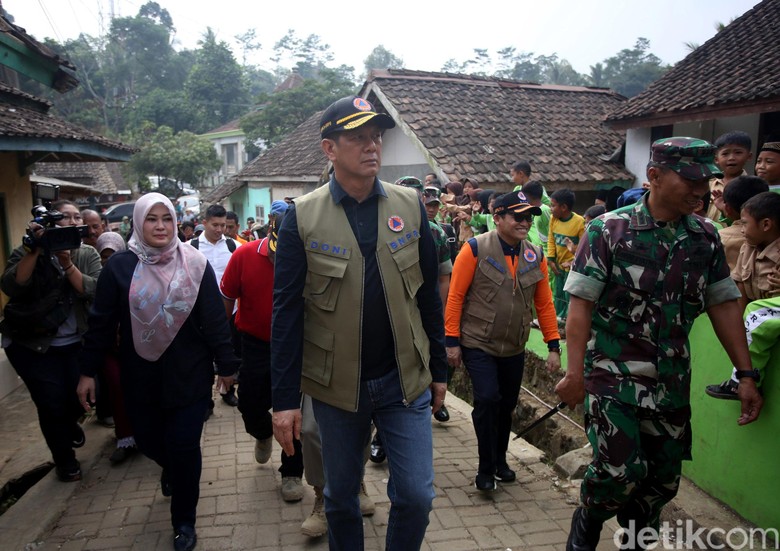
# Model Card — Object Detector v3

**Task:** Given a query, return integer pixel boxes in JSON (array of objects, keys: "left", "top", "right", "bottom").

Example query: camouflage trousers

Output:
[{"left": 580, "top": 394, "right": 692, "bottom": 529}]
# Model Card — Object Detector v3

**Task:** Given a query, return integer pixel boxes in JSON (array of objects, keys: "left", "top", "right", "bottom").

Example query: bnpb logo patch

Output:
[
  {"left": 353, "top": 97, "right": 371, "bottom": 111},
  {"left": 523, "top": 249, "right": 537, "bottom": 263},
  {"left": 388, "top": 216, "right": 404, "bottom": 232}
]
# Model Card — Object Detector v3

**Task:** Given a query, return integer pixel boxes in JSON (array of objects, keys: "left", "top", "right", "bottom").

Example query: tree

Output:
[
  {"left": 104, "top": 3, "right": 179, "bottom": 98},
  {"left": 127, "top": 124, "right": 221, "bottom": 190},
  {"left": 536, "top": 54, "right": 586, "bottom": 86},
  {"left": 272, "top": 29, "right": 335, "bottom": 79},
  {"left": 363, "top": 45, "right": 404, "bottom": 77},
  {"left": 37, "top": 35, "right": 113, "bottom": 132},
  {"left": 600, "top": 38, "right": 668, "bottom": 97},
  {"left": 442, "top": 48, "right": 493, "bottom": 76},
  {"left": 184, "top": 28, "right": 250, "bottom": 130},
  {"left": 243, "top": 65, "right": 278, "bottom": 100},
  {"left": 125, "top": 88, "right": 206, "bottom": 134},
  {"left": 240, "top": 68, "right": 356, "bottom": 154},
  {"left": 588, "top": 62, "right": 607, "bottom": 88},
  {"left": 234, "top": 28, "right": 262, "bottom": 66}
]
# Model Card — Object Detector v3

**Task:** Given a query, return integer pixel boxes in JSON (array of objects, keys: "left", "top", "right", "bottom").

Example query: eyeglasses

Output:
[{"left": 506, "top": 212, "right": 533, "bottom": 223}]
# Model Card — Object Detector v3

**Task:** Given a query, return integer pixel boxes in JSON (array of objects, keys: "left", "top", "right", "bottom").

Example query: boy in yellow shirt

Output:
[{"left": 547, "top": 188, "right": 585, "bottom": 319}]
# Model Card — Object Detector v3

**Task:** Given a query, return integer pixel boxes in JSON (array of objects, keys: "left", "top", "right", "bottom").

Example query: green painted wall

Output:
[
  {"left": 526, "top": 317, "right": 780, "bottom": 529},
  {"left": 685, "top": 314, "right": 780, "bottom": 529}
]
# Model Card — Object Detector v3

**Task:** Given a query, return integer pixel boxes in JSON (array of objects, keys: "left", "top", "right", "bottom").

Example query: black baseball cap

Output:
[
  {"left": 320, "top": 96, "right": 395, "bottom": 139},
  {"left": 493, "top": 191, "right": 542, "bottom": 216}
]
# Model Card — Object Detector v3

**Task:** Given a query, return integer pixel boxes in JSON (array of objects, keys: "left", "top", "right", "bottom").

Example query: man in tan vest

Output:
[
  {"left": 271, "top": 95, "right": 448, "bottom": 550},
  {"left": 445, "top": 190, "right": 561, "bottom": 492}
]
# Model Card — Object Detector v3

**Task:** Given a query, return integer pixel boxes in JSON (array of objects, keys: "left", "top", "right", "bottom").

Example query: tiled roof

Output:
[
  {"left": 203, "top": 117, "right": 243, "bottom": 135},
  {"left": 33, "top": 162, "right": 131, "bottom": 194},
  {"left": 0, "top": 15, "right": 78, "bottom": 92},
  {"left": 204, "top": 69, "right": 633, "bottom": 203},
  {"left": 365, "top": 69, "right": 633, "bottom": 186},
  {"left": 0, "top": 83, "right": 136, "bottom": 160},
  {"left": 607, "top": 0, "right": 779, "bottom": 126},
  {"left": 201, "top": 110, "right": 325, "bottom": 203},
  {"left": 274, "top": 71, "right": 305, "bottom": 93}
]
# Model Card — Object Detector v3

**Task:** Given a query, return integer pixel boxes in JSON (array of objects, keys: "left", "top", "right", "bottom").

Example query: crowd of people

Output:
[{"left": 1, "top": 93, "right": 778, "bottom": 551}]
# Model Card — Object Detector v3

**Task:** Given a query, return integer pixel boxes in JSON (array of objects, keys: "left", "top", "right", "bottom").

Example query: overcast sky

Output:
[{"left": 5, "top": 0, "right": 761, "bottom": 75}]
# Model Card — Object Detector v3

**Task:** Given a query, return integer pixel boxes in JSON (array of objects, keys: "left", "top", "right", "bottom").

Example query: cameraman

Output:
[{"left": 0, "top": 200, "right": 102, "bottom": 482}]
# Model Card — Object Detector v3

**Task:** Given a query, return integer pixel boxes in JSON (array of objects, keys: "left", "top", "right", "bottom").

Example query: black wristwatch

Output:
[{"left": 734, "top": 369, "right": 760, "bottom": 382}]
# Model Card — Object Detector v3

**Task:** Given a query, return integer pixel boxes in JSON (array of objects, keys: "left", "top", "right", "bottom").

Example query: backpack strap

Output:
[{"left": 190, "top": 237, "right": 235, "bottom": 252}]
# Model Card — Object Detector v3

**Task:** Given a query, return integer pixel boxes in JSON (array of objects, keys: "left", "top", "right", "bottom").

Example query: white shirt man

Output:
[{"left": 192, "top": 205, "right": 239, "bottom": 284}]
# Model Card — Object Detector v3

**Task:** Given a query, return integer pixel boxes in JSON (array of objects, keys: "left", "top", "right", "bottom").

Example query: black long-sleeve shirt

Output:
[
  {"left": 271, "top": 178, "right": 448, "bottom": 411},
  {"left": 79, "top": 250, "right": 239, "bottom": 409}
]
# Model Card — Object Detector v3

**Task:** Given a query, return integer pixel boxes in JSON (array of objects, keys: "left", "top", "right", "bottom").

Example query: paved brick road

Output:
[{"left": 3, "top": 387, "right": 621, "bottom": 550}]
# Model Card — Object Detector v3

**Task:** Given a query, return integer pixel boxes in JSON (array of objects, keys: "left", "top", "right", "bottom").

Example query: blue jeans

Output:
[{"left": 312, "top": 368, "right": 435, "bottom": 551}]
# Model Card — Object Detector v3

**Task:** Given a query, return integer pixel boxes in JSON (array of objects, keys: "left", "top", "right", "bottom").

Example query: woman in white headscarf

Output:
[{"left": 78, "top": 193, "right": 238, "bottom": 551}]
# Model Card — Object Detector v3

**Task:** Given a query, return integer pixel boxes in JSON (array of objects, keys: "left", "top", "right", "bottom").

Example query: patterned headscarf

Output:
[
  {"left": 127, "top": 193, "right": 206, "bottom": 361},
  {"left": 96, "top": 231, "right": 126, "bottom": 254}
]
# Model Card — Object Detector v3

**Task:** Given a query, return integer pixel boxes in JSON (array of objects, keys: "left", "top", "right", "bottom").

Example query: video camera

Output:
[{"left": 24, "top": 183, "right": 88, "bottom": 252}]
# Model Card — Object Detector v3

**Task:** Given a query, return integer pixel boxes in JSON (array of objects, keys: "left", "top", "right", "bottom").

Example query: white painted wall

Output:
[
  {"left": 625, "top": 127, "right": 653, "bottom": 188},
  {"left": 382, "top": 127, "right": 427, "bottom": 165},
  {"left": 677, "top": 114, "right": 759, "bottom": 175},
  {"left": 623, "top": 114, "right": 762, "bottom": 188}
]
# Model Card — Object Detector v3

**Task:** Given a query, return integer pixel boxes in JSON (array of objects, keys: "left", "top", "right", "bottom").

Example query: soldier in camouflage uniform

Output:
[{"left": 555, "top": 137, "right": 764, "bottom": 550}]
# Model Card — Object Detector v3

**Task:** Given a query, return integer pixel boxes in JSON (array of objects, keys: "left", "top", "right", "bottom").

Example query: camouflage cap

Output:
[
  {"left": 395, "top": 176, "right": 424, "bottom": 191},
  {"left": 650, "top": 137, "right": 723, "bottom": 180}
]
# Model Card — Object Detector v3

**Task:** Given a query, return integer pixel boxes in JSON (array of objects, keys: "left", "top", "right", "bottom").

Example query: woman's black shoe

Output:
[
  {"left": 494, "top": 465, "right": 516, "bottom": 483},
  {"left": 433, "top": 404, "right": 450, "bottom": 423},
  {"left": 475, "top": 472, "right": 496, "bottom": 492},
  {"left": 369, "top": 435, "right": 386, "bottom": 464},
  {"left": 221, "top": 387, "right": 239, "bottom": 407},
  {"left": 56, "top": 460, "right": 82, "bottom": 482},
  {"left": 173, "top": 525, "right": 197, "bottom": 551}
]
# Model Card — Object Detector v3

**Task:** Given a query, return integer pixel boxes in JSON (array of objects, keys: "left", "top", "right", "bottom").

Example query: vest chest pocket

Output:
[
  {"left": 305, "top": 252, "right": 349, "bottom": 312},
  {"left": 475, "top": 258, "right": 505, "bottom": 303},
  {"left": 517, "top": 264, "right": 544, "bottom": 289},
  {"left": 462, "top": 306, "right": 496, "bottom": 343},
  {"left": 390, "top": 242, "right": 424, "bottom": 298}
]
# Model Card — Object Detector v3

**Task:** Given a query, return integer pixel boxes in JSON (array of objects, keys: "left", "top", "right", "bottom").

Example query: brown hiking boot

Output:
[{"left": 301, "top": 486, "right": 327, "bottom": 537}]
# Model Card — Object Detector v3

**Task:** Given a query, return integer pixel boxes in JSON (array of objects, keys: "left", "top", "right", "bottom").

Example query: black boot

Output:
[
  {"left": 221, "top": 385, "right": 239, "bottom": 407},
  {"left": 617, "top": 507, "right": 656, "bottom": 550},
  {"left": 566, "top": 507, "right": 603, "bottom": 551}
]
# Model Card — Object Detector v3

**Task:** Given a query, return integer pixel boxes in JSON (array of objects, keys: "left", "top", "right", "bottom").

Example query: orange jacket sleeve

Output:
[
  {"left": 534, "top": 256, "right": 561, "bottom": 343},
  {"left": 445, "top": 243, "right": 478, "bottom": 338}
]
